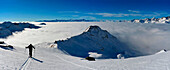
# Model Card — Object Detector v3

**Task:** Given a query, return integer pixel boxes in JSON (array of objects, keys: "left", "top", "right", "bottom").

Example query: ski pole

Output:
[
  {"left": 24, "top": 48, "right": 26, "bottom": 54},
  {"left": 34, "top": 49, "right": 35, "bottom": 57}
]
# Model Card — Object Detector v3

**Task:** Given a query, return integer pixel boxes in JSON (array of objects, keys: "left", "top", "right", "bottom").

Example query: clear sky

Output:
[{"left": 0, "top": 0, "right": 170, "bottom": 21}]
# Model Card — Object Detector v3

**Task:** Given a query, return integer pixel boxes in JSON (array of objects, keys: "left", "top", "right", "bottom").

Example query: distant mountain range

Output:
[
  {"left": 36, "top": 16, "right": 170, "bottom": 24},
  {"left": 128, "top": 16, "right": 170, "bottom": 24},
  {"left": 36, "top": 19, "right": 99, "bottom": 22}
]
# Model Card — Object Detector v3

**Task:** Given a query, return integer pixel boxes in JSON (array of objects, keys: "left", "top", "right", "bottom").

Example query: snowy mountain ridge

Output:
[
  {"left": 129, "top": 16, "right": 170, "bottom": 24},
  {"left": 0, "top": 21, "right": 40, "bottom": 38}
]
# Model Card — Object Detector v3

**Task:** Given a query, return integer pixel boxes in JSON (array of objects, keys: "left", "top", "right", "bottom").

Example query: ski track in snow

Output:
[
  {"left": 24, "top": 58, "right": 32, "bottom": 70},
  {"left": 17, "top": 50, "right": 34, "bottom": 70},
  {"left": 19, "top": 50, "right": 35, "bottom": 70},
  {"left": 17, "top": 46, "right": 95, "bottom": 70},
  {"left": 19, "top": 57, "right": 31, "bottom": 70}
]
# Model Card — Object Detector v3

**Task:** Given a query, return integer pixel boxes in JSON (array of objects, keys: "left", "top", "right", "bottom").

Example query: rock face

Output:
[
  {"left": 156, "top": 49, "right": 167, "bottom": 54},
  {"left": 85, "top": 57, "right": 95, "bottom": 61},
  {"left": 0, "top": 41, "right": 14, "bottom": 50},
  {"left": 39, "top": 23, "right": 46, "bottom": 25},
  {"left": 56, "top": 25, "right": 141, "bottom": 59}
]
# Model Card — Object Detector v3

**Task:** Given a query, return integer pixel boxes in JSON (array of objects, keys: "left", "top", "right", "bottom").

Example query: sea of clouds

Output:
[
  {"left": 2, "top": 22, "right": 170, "bottom": 56},
  {"left": 99, "top": 22, "right": 170, "bottom": 55}
]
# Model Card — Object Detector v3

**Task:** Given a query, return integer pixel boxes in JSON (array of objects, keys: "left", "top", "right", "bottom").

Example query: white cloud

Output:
[
  {"left": 128, "top": 10, "right": 140, "bottom": 13},
  {"left": 88, "top": 13, "right": 115, "bottom": 17},
  {"left": 58, "top": 11, "right": 80, "bottom": 13},
  {"left": 87, "top": 13, "right": 143, "bottom": 17},
  {"left": 70, "top": 15, "right": 96, "bottom": 20},
  {"left": 87, "top": 12, "right": 169, "bottom": 17},
  {"left": 71, "top": 15, "right": 79, "bottom": 17},
  {"left": 79, "top": 16, "right": 96, "bottom": 20}
]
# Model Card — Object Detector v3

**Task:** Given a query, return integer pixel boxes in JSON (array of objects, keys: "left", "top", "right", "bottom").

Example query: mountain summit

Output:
[{"left": 56, "top": 25, "right": 140, "bottom": 59}]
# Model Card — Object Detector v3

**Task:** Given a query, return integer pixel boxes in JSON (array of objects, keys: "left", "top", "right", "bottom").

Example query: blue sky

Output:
[{"left": 0, "top": 0, "right": 170, "bottom": 21}]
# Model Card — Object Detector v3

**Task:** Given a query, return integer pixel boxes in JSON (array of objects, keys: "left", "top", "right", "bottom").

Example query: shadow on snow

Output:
[{"left": 32, "top": 57, "right": 43, "bottom": 63}]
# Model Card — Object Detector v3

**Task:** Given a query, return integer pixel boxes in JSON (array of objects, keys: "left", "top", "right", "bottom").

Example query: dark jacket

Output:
[
  {"left": 26, "top": 44, "right": 35, "bottom": 51},
  {"left": 26, "top": 44, "right": 35, "bottom": 57}
]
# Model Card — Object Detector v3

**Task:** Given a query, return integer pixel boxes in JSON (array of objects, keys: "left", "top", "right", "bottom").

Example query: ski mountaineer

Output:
[{"left": 25, "top": 44, "right": 35, "bottom": 58}]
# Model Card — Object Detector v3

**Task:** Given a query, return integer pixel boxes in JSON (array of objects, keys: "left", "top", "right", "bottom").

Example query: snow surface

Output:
[
  {"left": 0, "top": 22, "right": 170, "bottom": 70},
  {"left": 1, "top": 42, "right": 170, "bottom": 70}
]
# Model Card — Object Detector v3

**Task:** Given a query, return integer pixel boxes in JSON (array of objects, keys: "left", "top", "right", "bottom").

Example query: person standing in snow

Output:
[{"left": 25, "top": 44, "right": 35, "bottom": 58}]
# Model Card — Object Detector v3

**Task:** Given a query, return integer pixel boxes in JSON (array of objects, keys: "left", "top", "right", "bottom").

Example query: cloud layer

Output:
[
  {"left": 87, "top": 12, "right": 168, "bottom": 17},
  {"left": 128, "top": 10, "right": 140, "bottom": 13},
  {"left": 99, "top": 22, "right": 170, "bottom": 55},
  {"left": 55, "top": 10, "right": 169, "bottom": 20}
]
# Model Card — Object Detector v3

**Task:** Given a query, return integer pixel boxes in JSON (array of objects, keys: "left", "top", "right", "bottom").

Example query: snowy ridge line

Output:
[
  {"left": 50, "top": 50, "right": 96, "bottom": 70},
  {"left": 19, "top": 57, "right": 30, "bottom": 70},
  {"left": 127, "top": 16, "right": 170, "bottom": 24}
]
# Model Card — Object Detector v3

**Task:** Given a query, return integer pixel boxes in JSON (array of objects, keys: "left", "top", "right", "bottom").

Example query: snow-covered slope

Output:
[
  {"left": 1, "top": 42, "right": 170, "bottom": 70},
  {"left": 56, "top": 25, "right": 141, "bottom": 58},
  {"left": 0, "top": 22, "right": 170, "bottom": 70}
]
